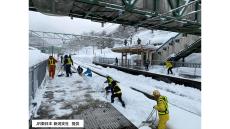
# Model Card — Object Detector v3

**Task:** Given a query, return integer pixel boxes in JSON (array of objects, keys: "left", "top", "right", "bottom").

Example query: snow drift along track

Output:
[
  {"left": 93, "top": 62, "right": 201, "bottom": 90},
  {"left": 74, "top": 61, "right": 201, "bottom": 116}
]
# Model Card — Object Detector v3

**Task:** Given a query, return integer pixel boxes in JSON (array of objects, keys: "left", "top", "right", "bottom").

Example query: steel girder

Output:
[{"left": 29, "top": 0, "right": 201, "bottom": 35}]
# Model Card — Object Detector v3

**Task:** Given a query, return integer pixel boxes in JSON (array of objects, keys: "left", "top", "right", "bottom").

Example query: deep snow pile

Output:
[
  {"left": 29, "top": 47, "right": 49, "bottom": 67},
  {"left": 72, "top": 56, "right": 201, "bottom": 129},
  {"left": 29, "top": 47, "right": 49, "bottom": 117}
]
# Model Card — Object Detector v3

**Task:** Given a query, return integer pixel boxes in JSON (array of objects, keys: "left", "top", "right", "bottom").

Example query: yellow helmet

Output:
[{"left": 153, "top": 90, "right": 160, "bottom": 96}]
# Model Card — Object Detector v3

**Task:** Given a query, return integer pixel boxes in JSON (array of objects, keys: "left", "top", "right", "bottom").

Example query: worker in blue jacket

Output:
[{"left": 84, "top": 68, "right": 92, "bottom": 77}]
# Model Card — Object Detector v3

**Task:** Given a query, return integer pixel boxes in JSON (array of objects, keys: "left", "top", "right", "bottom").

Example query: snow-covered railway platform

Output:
[
  {"left": 93, "top": 62, "right": 201, "bottom": 90},
  {"left": 31, "top": 72, "right": 137, "bottom": 129}
]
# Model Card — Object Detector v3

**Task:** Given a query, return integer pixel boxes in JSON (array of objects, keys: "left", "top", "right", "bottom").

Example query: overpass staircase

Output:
[
  {"left": 153, "top": 33, "right": 201, "bottom": 62},
  {"left": 167, "top": 38, "right": 201, "bottom": 61}
]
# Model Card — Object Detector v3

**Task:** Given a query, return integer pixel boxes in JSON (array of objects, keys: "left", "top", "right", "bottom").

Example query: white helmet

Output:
[{"left": 153, "top": 90, "right": 160, "bottom": 96}]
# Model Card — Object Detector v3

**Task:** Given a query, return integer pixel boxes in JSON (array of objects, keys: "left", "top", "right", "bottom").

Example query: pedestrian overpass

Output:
[{"left": 29, "top": 0, "right": 201, "bottom": 35}]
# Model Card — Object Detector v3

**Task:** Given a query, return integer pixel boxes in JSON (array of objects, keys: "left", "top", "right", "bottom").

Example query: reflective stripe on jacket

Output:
[
  {"left": 113, "top": 85, "right": 122, "bottom": 94},
  {"left": 155, "top": 96, "right": 169, "bottom": 115},
  {"left": 49, "top": 59, "right": 55, "bottom": 65}
]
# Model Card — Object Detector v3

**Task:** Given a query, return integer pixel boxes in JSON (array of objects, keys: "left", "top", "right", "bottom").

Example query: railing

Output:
[
  {"left": 171, "top": 38, "right": 201, "bottom": 61},
  {"left": 156, "top": 33, "right": 181, "bottom": 52},
  {"left": 93, "top": 57, "right": 201, "bottom": 69},
  {"left": 94, "top": 57, "right": 144, "bottom": 70},
  {"left": 150, "top": 60, "right": 201, "bottom": 68},
  {"left": 29, "top": 60, "right": 48, "bottom": 104},
  {"left": 173, "top": 62, "right": 201, "bottom": 68}
]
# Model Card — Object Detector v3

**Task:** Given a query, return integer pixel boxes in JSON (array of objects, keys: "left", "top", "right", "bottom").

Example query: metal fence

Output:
[
  {"left": 94, "top": 57, "right": 144, "bottom": 69},
  {"left": 29, "top": 60, "right": 48, "bottom": 104},
  {"left": 93, "top": 57, "right": 201, "bottom": 69},
  {"left": 150, "top": 60, "right": 201, "bottom": 68}
]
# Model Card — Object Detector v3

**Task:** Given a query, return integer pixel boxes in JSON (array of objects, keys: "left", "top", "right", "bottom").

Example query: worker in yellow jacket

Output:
[
  {"left": 165, "top": 60, "right": 173, "bottom": 74},
  {"left": 152, "top": 90, "right": 169, "bottom": 129},
  {"left": 104, "top": 76, "right": 113, "bottom": 95}
]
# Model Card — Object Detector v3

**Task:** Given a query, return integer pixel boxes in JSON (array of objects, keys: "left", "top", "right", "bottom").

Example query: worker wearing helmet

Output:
[
  {"left": 63, "top": 55, "right": 72, "bottom": 77},
  {"left": 104, "top": 76, "right": 113, "bottom": 94},
  {"left": 152, "top": 90, "right": 169, "bottom": 129},
  {"left": 48, "top": 56, "right": 57, "bottom": 79},
  {"left": 165, "top": 60, "right": 173, "bottom": 74},
  {"left": 111, "top": 80, "right": 125, "bottom": 107}
]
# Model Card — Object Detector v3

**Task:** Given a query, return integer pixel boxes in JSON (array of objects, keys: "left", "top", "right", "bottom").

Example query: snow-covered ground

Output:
[
  {"left": 72, "top": 55, "right": 201, "bottom": 129},
  {"left": 148, "top": 65, "right": 201, "bottom": 81},
  {"left": 30, "top": 45, "right": 201, "bottom": 129},
  {"left": 31, "top": 56, "right": 201, "bottom": 129},
  {"left": 30, "top": 27, "right": 201, "bottom": 129}
]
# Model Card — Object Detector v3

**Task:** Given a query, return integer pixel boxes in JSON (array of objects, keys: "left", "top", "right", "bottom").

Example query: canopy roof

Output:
[{"left": 111, "top": 44, "right": 157, "bottom": 54}]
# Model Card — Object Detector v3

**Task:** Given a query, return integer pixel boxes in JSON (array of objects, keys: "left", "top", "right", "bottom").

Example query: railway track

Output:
[
  {"left": 73, "top": 61, "right": 201, "bottom": 116},
  {"left": 93, "top": 62, "right": 201, "bottom": 90}
]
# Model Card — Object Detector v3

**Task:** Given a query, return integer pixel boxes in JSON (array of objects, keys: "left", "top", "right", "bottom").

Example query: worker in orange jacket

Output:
[
  {"left": 152, "top": 90, "right": 169, "bottom": 129},
  {"left": 48, "top": 56, "right": 57, "bottom": 79}
]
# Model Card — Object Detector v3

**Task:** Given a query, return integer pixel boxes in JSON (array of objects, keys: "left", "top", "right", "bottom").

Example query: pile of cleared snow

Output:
[{"left": 29, "top": 47, "right": 49, "bottom": 67}]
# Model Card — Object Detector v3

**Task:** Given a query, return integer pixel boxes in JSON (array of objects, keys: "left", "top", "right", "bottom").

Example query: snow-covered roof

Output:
[
  {"left": 130, "top": 30, "right": 178, "bottom": 45},
  {"left": 111, "top": 44, "right": 157, "bottom": 54}
]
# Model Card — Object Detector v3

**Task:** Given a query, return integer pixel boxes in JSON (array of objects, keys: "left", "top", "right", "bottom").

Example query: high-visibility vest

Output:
[
  {"left": 67, "top": 58, "right": 72, "bottom": 65},
  {"left": 113, "top": 85, "right": 122, "bottom": 94},
  {"left": 49, "top": 59, "right": 55, "bottom": 65},
  {"left": 165, "top": 61, "right": 173, "bottom": 68},
  {"left": 157, "top": 96, "right": 169, "bottom": 115}
]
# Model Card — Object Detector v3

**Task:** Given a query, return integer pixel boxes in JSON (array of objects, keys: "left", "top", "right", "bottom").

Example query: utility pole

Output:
[
  {"left": 42, "top": 40, "right": 45, "bottom": 53},
  {"left": 52, "top": 46, "right": 54, "bottom": 56},
  {"left": 101, "top": 42, "right": 103, "bottom": 54},
  {"left": 92, "top": 43, "right": 94, "bottom": 54},
  {"left": 42, "top": 33, "right": 45, "bottom": 53},
  {"left": 130, "top": 35, "right": 132, "bottom": 45}
]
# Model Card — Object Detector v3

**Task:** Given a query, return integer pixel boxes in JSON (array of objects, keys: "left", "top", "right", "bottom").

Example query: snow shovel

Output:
[
  {"left": 138, "top": 109, "right": 157, "bottom": 129},
  {"left": 71, "top": 67, "right": 77, "bottom": 73},
  {"left": 57, "top": 65, "right": 64, "bottom": 74},
  {"left": 57, "top": 66, "right": 65, "bottom": 77},
  {"left": 57, "top": 71, "right": 65, "bottom": 77}
]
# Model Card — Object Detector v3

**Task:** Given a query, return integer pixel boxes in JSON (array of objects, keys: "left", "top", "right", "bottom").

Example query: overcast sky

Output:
[{"left": 29, "top": 11, "right": 119, "bottom": 35}]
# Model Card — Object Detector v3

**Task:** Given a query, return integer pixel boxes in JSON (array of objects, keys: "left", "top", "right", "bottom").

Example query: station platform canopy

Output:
[{"left": 111, "top": 44, "right": 157, "bottom": 54}]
